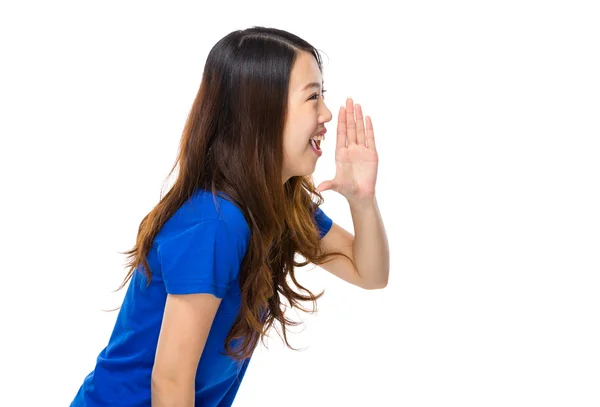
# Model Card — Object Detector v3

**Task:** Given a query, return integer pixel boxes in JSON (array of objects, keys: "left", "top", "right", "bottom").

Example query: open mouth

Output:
[{"left": 310, "top": 134, "right": 324, "bottom": 151}]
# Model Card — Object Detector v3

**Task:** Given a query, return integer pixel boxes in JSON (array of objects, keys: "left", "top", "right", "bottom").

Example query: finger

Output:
[
  {"left": 346, "top": 97, "right": 356, "bottom": 144},
  {"left": 317, "top": 179, "right": 335, "bottom": 192},
  {"left": 337, "top": 105, "right": 347, "bottom": 150},
  {"left": 355, "top": 103, "right": 366, "bottom": 146},
  {"left": 366, "top": 115, "right": 376, "bottom": 150}
]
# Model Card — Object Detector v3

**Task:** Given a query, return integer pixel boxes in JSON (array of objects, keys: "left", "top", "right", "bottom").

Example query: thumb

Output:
[{"left": 317, "top": 180, "right": 335, "bottom": 192}]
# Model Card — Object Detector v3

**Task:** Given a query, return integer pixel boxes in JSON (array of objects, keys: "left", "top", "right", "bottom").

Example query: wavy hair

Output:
[{"left": 117, "top": 26, "right": 353, "bottom": 361}]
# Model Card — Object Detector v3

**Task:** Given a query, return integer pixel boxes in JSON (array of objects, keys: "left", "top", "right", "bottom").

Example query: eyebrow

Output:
[{"left": 301, "top": 81, "right": 324, "bottom": 91}]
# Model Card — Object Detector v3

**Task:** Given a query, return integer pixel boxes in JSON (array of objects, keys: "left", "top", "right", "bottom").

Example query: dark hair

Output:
[{"left": 117, "top": 26, "right": 353, "bottom": 361}]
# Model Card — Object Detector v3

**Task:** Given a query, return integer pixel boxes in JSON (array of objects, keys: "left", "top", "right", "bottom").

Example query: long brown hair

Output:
[{"left": 116, "top": 27, "right": 352, "bottom": 361}]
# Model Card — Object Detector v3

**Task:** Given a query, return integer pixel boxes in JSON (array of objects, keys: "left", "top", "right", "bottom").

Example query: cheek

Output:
[
  {"left": 282, "top": 135, "right": 303, "bottom": 163},
  {"left": 285, "top": 136, "right": 309, "bottom": 158},
  {"left": 282, "top": 110, "right": 317, "bottom": 154},
  {"left": 284, "top": 128, "right": 308, "bottom": 150}
]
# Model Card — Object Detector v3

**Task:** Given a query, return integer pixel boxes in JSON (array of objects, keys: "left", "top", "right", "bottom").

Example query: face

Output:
[{"left": 281, "top": 51, "right": 333, "bottom": 183}]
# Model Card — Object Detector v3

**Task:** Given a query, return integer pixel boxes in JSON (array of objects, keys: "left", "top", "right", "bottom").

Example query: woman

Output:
[{"left": 70, "top": 26, "right": 389, "bottom": 406}]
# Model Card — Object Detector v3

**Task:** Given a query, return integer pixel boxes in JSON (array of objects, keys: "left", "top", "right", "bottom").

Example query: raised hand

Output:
[{"left": 317, "top": 97, "right": 379, "bottom": 205}]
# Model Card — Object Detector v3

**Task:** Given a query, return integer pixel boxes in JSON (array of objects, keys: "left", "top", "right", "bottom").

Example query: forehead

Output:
[{"left": 289, "top": 52, "right": 323, "bottom": 91}]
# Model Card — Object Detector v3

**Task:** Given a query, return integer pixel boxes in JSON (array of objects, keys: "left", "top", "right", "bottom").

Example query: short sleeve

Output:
[
  {"left": 313, "top": 206, "right": 333, "bottom": 239},
  {"left": 157, "top": 219, "right": 249, "bottom": 298}
]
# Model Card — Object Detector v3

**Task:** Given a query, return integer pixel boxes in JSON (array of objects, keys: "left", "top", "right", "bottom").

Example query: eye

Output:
[{"left": 309, "top": 89, "right": 327, "bottom": 101}]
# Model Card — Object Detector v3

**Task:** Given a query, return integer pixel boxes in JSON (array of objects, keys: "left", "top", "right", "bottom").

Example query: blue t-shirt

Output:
[{"left": 70, "top": 189, "right": 333, "bottom": 407}]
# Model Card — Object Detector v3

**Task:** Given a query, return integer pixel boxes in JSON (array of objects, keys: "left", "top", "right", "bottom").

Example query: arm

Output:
[
  {"left": 316, "top": 98, "right": 389, "bottom": 289},
  {"left": 151, "top": 293, "right": 221, "bottom": 406},
  {"left": 319, "top": 197, "right": 389, "bottom": 290},
  {"left": 348, "top": 197, "right": 389, "bottom": 288}
]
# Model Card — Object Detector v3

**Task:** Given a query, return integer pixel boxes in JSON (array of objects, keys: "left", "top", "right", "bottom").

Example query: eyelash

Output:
[{"left": 310, "top": 89, "right": 327, "bottom": 100}]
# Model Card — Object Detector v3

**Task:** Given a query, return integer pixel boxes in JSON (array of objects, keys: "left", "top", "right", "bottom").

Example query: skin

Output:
[
  {"left": 280, "top": 51, "right": 390, "bottom": 290},
  {"left": 152, "top": 50, "right": 390, "bottom": 406},
  {"left": 281, "top": 51, "right": 333, "bottom": 182},
  {"left": 316, "top": 95, "right": 390, "bottom": 290}
]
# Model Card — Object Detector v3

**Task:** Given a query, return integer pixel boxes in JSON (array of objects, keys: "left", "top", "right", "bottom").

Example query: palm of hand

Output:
[{"left": 317, "top": 97, "right": 379, "bottom": 204}]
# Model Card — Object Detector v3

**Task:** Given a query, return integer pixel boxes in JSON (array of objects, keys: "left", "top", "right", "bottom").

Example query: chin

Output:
[{"left": 284, "top": 156, "right": 318, "bottom": 180}]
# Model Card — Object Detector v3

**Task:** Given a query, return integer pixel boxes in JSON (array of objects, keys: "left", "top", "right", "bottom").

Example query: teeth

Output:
[{"left": 311, "top": 135, "right": 325, "bottom": 141}]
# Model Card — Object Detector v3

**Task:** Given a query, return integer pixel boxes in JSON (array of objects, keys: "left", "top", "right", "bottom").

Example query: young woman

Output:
[{"left": 70, "top": 26, "right": 389, "bottom": 407}]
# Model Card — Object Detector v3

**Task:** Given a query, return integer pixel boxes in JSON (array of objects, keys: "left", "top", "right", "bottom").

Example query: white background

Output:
[{"left": 1, "top": 1, "right": 599, "bottom": 406}]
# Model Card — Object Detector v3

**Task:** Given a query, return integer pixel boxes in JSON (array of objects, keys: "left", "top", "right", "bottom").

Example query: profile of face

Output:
[{"left": 281, "top": 51, "right": 333, "bottom": 183}]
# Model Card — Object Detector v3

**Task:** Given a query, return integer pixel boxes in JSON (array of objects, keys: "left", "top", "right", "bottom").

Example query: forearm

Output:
[
  {"left": 349, "top": 197, "right": 390, "bottom": 289},
  {"left": 151, "top": 375, "right": 194, "bottom": 407}
]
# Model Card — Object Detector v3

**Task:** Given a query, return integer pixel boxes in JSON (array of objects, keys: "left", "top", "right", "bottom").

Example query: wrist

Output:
[{"left": 348, "top": 195, "right": 377, "bottom": 212}]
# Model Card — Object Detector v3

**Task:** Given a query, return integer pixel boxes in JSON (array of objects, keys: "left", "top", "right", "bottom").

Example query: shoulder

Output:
[
  {"left": 157, "top": 189, "right": 250, "bottom": 246},
  {"left": 193, "top": 189, "right": 250, "bottom": 235}
]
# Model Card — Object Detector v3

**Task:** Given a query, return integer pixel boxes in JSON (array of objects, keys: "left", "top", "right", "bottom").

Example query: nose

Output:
[{"left": 320, "top": 100, "right": 333, "bottom": 124}]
